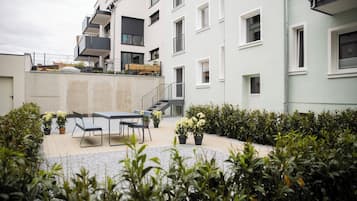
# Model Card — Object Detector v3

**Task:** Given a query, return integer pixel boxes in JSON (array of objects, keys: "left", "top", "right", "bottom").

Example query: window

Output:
[
  {"left": 173, "top": 0, "right": 183, "bottom": 8},
  {"left": 121, "top": 17, "right": 144, "bottom": 46},
  {"left": 219, "top": 45, "right": 225, "bottom": 80},
  {"left": 339, "top": 31, "right": 357, "bottom": 69},
  {"left": 289, "top": 24, "right": 306, "bottom": 72},
  {"left": 197, "top": 58, "right": 210, "bottom": 85},
  {"left": 250, "top": 77, "right": 260, "bottom": 94},
  {"left": 240, "top": 8, "right": 262, "bottom": 47},
  {"left": 150, "top": 48, "right": 159, "bottom": 60},
  {"left": 197, "top": 3, "right": 209, "bottom": 31},
  {"left": 150, "top": 10, "right": 159, "bottom": 25},
  {"left": 328, "top": 23, "right": 357, "bottom": 77},
  {"left": 151, "top": 0, "right": 159, "bottom": 7},
  {"left": 219, "top": 0, "right": 225, "bottom": 20},
  {"left": 174, "top": 19, "right": 185, "bottom": 53},
  {"left": 121, "top": 52, "right": 144, "bottom": 71}
]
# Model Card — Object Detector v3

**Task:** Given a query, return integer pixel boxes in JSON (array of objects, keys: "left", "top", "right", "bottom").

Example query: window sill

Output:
[
  {"left": 239, "top": 40, "right": 263, "bottom": 50},
  {"left": 288, "top": 68, "right": 307, "bottom": 76},
  {"left": 172, "top": 50, "right": 186, "bottom": 57},
  {"left": 218, "top": 78, "right": 225, "bottom": 82},
  {"left": 172, "top": 4, "right": 185, "bottom": 12},
  {"left": 327, "top": 71, "right": 357, "bottom": 79},
  {"left": 196, "top": 26, "right": 210, "bottom": 34},
  {"left": 196, "top": 84, "right": 210, "bottom": 89},
  {"left": 250, "top": 93, "right": 261, "bottom": 96},
  {"left": 218, "top": 17, "right": 225, "bottom": 23}
]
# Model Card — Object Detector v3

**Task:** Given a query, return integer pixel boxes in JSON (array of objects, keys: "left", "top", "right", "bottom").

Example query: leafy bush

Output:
[{"left": 187, "top": 104, "right": 357, "bottom": 145}]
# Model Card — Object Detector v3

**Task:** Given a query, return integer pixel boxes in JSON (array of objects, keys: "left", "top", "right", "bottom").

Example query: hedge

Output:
[{"left": 186, "top": 104, "right": 357, "bottom": 145}]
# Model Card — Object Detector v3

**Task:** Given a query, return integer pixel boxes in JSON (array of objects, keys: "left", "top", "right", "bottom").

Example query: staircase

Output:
[{"left": 141, "top": 82, "right": 185, "bottom": 115}]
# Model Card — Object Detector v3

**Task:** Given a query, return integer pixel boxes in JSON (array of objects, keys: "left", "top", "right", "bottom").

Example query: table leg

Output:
[{"left": 109, "top": 119, "right": 111, "bottom": 145}]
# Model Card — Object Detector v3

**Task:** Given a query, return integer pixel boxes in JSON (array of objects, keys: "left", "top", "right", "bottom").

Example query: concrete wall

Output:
[
  {"left": 25, "top": 72, "right": 164, "bottom": 114},
  {"left": 0, "top": 54, "right": 31, "bottom": 110},
  {"left": 288, "top": 1, "right": 357, "bottom": 113}
]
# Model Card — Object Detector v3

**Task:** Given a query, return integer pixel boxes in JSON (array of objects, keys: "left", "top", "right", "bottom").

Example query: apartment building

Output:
[{"left": 74, "top": 0, "right": 357, "bottom": 114}]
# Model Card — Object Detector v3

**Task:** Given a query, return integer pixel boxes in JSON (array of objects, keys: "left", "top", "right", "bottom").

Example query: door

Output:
[
  {"left": 175, "top": 68, "right": 183, "bottom": 98},
  {"left": 0, "top": 77, "right": 13, "bottom": 116}
]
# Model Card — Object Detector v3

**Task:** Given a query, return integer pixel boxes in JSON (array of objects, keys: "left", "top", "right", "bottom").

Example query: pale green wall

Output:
[{"left": 288, "top": 1, "right": 357, "bottom": 113}]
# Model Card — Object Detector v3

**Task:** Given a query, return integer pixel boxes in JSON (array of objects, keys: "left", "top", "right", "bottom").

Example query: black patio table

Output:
[{"left": 93, "top": 112, "right": 144, "bottom": 146}]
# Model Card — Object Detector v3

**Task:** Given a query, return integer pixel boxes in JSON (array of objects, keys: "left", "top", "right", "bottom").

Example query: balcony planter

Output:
[
  {"left": 178, "top": 136, "right": 187, "bottom": 144},
  {"left": 152, "top": 111, "right": 162, "bottom": 128},
  {"left": 56, "top": 111, "right": 67, "bottom": 135},
  {"left": 194, "top": 134, "right": 204, "bottom": 145},
  {"left": 43, "top": 127, "right": 51, "bottom": 135},
  {"left": 42, "top": 112, "right": 54, "bottom": 135},
  {"left": 59, "top": 127, "right": 66, "bottom": 135}
]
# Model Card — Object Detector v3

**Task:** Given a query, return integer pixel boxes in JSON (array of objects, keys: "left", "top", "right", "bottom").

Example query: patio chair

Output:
[
  {"left": 128, "top": 110, "right": 152, "bottom": 141},
  {"left": 72, "top": 112, "right": 103, "bottom": 147},
  {"left": 119, "top": 110, "right": 140, "bottom": 136}
]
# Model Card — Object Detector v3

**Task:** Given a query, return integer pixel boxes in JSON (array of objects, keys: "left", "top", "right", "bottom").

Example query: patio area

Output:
[{"left": 42, "top": 117, "right": 273, "bottom": 158}]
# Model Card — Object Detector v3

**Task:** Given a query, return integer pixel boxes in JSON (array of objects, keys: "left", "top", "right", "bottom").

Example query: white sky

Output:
[{"left": 0, "top": 0, "right": 96, "bottom": 56}]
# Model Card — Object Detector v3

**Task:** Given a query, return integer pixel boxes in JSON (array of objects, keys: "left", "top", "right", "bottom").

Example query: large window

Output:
[
  {"left": 197, "top": 58, "right": 210, "bottom": 85},
  {"left": 197, "top": 3, "right": 209, "bottom": 31},
  {"left": 339, "top": 31, "right": 357, "bottom": 69},
  {"left": 250, "top": 77, "right": 260, "bottom": 94},
  {"left": 174, "top": 19, "right": 184, "bottom": 53},
  {"left": 289, "top": 24, "right": 306, "bottom": 72},
  {"left": 150, "top": 48, "right": 159, "bottom": 60},
  {"left": 328, "top": 23, "right": 357, "bottom": 77},
  {"left": 240, "top": 8, "right": 261, "bottom": 47},
  {"left": 121, "top": 52, "right": 144, "bottom": 71},
  {"left": 121, "top": 17, "right": 144, "bottom": 46},
  {"left": 150, "top": 10, "right": 159, "bottom": 25}
]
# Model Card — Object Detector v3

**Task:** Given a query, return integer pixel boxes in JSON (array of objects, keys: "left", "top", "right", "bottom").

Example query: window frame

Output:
[
  {"left": 150, "top": 10, "right": 160, "bottom": 25},
  {"left": 250, "top": 76, "right": 261, "bottom": 95},
  {"left": 150, "top": 48, "right": 160, "bottom": 61},
  {"left": 239, "top": 8, "right": 262, "bottom": 49},
  {"left": 150, "top": 0, "right": 159, "bottom": 7},
  {"left": 173, "top": 0, "right": 184, "bottom": 11},
  {"left": 120, "top": 51, "right": 145, "bottom": 71},
  {"left": 218, "top": 0, "right": 225, "bottom": 22},
  {"left": 173, "top": 16, "right": 185, "bottom": 55},
  {"left": 219, "top": 44, "right": 225, "bottom": 81},
  {"left": 289, "top": 23, "right": 307, "bottom": 74},
  {"left": 196, "top": 57, "right": 211, "bottom": 88},
  {"left": 328, "top": 22, "right": 357, "bottom": 78},
  {"left": 196, "top": 2, "right": 210, "bottom": 33}
]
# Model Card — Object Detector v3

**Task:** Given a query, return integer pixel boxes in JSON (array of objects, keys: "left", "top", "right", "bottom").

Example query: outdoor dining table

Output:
[{"left": 93, "top": 112, "right": 144, "bottom": 146}]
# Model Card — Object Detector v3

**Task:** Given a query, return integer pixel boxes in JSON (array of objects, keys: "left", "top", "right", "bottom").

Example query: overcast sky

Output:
[{"left": 0, "top": 0, "right": 96, "bottom": 56}]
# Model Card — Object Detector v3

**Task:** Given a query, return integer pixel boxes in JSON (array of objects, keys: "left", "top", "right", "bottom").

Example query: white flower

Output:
[{"left": 197, "top": 112, "right": 205, "bottom": 119}]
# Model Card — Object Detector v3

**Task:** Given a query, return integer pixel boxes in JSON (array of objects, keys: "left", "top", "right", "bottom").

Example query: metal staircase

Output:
[{"left": 141, "top": 82, "right": 185, "bottom": 115}]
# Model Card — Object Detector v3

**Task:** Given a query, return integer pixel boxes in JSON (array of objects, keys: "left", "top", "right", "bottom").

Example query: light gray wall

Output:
[
  {"left": 25, "top": 72, "right": 164, "bottom": 114},
  {"left": 288, "top": 1, "right": 357, "bottom": 112}
]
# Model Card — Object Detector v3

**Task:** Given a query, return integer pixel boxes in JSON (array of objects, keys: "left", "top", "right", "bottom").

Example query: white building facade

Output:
[{"left": 74, "top": 0, "right": 357, "bottom": 114}]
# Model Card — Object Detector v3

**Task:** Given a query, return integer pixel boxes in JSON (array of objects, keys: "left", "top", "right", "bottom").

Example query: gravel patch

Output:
[{"left": 43, "top": 145, "right": 230, "bottom": 182}]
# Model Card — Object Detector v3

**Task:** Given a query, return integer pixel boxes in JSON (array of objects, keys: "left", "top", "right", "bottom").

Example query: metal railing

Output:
[
  {"left": 173, "top": 34, "right": 185, "bottom": 53},
  {"left": 141, "top": 82, "right": 185, "bottom": 110}
]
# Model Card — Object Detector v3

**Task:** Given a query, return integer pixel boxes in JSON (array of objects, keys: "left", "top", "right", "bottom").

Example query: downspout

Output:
[{"left": 283, "top": 0, "right": 289, "bottom": 113}]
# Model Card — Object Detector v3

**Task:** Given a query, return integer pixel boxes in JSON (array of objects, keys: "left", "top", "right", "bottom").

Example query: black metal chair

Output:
[
  {"left": 128, "top": 110, "right": 152, "bottom": 141},
  {"left": 119, "top": 110, "right": 140, "bottom": 136},
  {"left": 72, "top": 112, "right": 103, "bottom": 147}
]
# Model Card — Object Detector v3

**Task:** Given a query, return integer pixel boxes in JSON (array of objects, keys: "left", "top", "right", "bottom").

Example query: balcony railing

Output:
[
  {"left": 77, "top": 36, "right": 110, "bottom": 57},
  {"left": 82, "top": 17, "right": 99, "bottom": 34},
  {"left": 125, "top": 63, "right": 161, "bottom": 75},
  {"left": 90, "top": 9, "right": 111, "bottom": 25},
  {"left": 173, "top": 34, "right": 185, "bottom": 53},
  {"left": 121, "top": 34, "right": 144, "bottom": 46}
]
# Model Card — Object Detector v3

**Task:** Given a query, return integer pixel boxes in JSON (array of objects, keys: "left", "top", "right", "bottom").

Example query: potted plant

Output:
[
  {"left": 152, "top": 110, "right": 162, "bottom": 128},
  {"left": 140, "top": 110, "right": 150, "bottom": 127},
  {"left": 42, "top": 112, "right": 54, "bottom": 135},
  {"left": 175, "top": 117, "right": 191, "bottom": 144},
  {"left": 190, "top": 112, "right": 206, "bottom": 145},
  {"left": 56, "top": 111, "right": 67, "bottom": 134}
]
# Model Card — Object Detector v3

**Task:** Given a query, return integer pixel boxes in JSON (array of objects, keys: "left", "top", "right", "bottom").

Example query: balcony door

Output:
[
  {"left": 174, "top": 20, "right": 184, "bottom": 52},
  {"left": 174, "top": 67, "right": 184, "bottom": 99}
]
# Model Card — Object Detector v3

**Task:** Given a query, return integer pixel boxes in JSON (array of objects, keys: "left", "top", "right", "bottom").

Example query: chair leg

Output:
[
  {"left": 80, "top": 130, "right": 86, "bottom": 147},
  {"left": 147, "top": 128, "right": 152, "bottom": 141},
  {"left": 100, "top": 130, "right": 103, "bottom": 146},
  {"left": 71, "top": 125, "right": 77, "bottom": 136}
]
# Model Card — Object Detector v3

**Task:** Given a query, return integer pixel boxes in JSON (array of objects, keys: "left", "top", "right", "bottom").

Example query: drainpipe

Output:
[{"left": 283, "top": 0, "right": 289, "bottom": 113}]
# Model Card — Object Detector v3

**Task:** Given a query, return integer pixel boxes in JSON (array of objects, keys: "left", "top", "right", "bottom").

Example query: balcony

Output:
[
  {"left": 309, "top": 0, "right": 357, "bottom": 15},
  {"left": 125, "top": 63, "right": 161, "bottom": 75},
  {"left": 74, "top": 45, "right": 99, "bottom": 62},
  {"left": 90, "top": 9, "right": 111, "bottom": 25},
  {"left": 76, "top": 36, "right": 110, "bottom": 58},
  {"left": 173, "top": 34, "right": 185, "bottom": 53},
  {"left": 82, "top": 17, "right": 99, "bottom": 35}
]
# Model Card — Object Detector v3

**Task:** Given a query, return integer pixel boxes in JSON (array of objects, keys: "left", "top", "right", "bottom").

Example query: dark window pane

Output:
[
  {"left": 150, "top": 48, "right": 159, "bottom": 60},
  {"left": 121, "top": 17, "right": 144, "bottom": 46},
  {"left": 150, "top": 11, "right": 160, "bottom": 25},
  {"left": 246, "top": 15, "right": 260, "bottom": 43},
  {"left": 250, "top": 77, "right": 260, "bottom": 94},
  {"left": 121, "top": 52, "right": 144, "bottom": 71},
  {"left": 151, "top": 0, "right": 159, "bottom": 6},
  {"left": 174, "top": 0, "right": 182, "bottom": 7},
  {"left": 298, "top": 29, "right": 304, "bottom": 67},
  {"left": 339, "top": 31, "right": 357, "bottom": 69}
]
